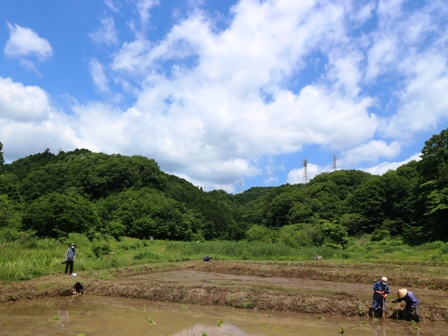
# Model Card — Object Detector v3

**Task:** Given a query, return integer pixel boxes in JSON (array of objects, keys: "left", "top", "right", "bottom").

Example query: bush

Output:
[
  {"left": 371, "top": 229, "right": 390, "bottom": 242},
  {"left": 92, "top": 243, "right": 111, "bottom": 257}
]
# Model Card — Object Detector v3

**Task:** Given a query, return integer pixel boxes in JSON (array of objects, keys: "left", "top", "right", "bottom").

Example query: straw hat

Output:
[
  {"left": 381, "top": 277, "right": 387, "bottom": 282},
  {"left": 397, "top": 288, "right": 407, "bottom": 298}
]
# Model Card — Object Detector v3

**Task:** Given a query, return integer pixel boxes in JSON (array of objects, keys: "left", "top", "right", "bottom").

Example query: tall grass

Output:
[
  {"left": 165, "top": 241, "right": 339, "bottom": 261},
  {"left": 2, "top": 233, "right": 448, "bottom": 282}
]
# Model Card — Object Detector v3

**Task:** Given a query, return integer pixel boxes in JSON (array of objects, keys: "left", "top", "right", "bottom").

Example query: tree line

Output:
[{"left": 0, "top": 127, "right": 447, "bottom": 246}]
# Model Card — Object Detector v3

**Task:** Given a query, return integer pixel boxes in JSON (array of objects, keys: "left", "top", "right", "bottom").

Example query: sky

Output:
[{"left": 0, "top": 0, "right": 447, "bottom": 193}]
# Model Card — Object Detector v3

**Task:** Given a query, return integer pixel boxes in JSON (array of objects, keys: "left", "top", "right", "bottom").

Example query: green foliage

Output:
[
  {"left": 21, "top": 191, "right": 100, "bottom": 238},
  {"left": 1, "top": 128, "right": 448, "bottom": 244},
  {"left": 322, "top": 221, "right": 349, "bottom": 248},
  {"left": 371, "top": 229, "right": 390, "bottom": 242},
  {"left": 245, "top": 225, "right": 275, "bottom": 243},
  {"left": 92, "top": 243, "right": 111, "bottom": 257}
]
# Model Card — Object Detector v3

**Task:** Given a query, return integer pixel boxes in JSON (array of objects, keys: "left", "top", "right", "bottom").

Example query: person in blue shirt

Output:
[
  {"left": 64, "top": 243, "right": 76, "bottom": 275},
  {"left": 371, "top": 276, "right": 390, "bottom": 318},
  {"left": 392, "top": 288, "right": 421, "bottom": 322}
]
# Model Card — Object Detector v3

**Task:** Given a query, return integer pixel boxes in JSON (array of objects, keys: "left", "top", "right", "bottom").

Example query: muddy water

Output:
[{"left": 0, "top": 296, "right": 444, "bottom": 336}]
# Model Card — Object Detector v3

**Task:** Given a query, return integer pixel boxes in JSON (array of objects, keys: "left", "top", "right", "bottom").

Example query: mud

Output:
[
  {"left": 3, "top": 296, "right": 443, "bottom": 336},
  {"left": 1, "top": 261, "right": 448, "bottom": 324}
]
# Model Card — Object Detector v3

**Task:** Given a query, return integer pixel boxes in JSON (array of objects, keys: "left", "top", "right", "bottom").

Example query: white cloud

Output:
[
  {"left": 0, "top": 77, "right": 51, "bottom": 121},
  {"left": 0, "top": 77, "right": 84, "bottom": 162},
  {"left": 2, "top": 0, "right": 448, "bottom": 192},
  {"left": 384, "top": 53, "right": 448, "bottom": 137},
  {"left": 88, "top": 16, "right": 118, "bottom": 46},
  {"left": 364, "top": 152, "right": 421, "bottom": 175},
  {"left": 137, "top": 0, "right": 160, "bottom": 28},
  {"left": 287, "top": 162, "right": 323, "bottom": 185},
  {"left": 89, "top": 59, "right": 110, "bottom": 93},
  {"left": 4, "top": 23, "right": 52, "bottom": 61},
  {"left": 341, "top": 140, "right": 401, "bottom": 166}
]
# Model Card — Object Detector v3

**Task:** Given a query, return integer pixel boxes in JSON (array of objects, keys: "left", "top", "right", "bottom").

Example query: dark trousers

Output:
[
  {"left": 65, "top": 260, "right": 74, "bottom": 274},
  {"left": 403, "top": 304, "right": 420, "bottom": 322}
]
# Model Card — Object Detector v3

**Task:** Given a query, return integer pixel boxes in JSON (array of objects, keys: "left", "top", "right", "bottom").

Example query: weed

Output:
[
  {"left": 340, "top": 327, "right": 345, "bottom": 333},
  {"left": 217, "top": 320, "right": 223, "bottom": 326},
  {"left": 52, "top": 316, "right": 59, "bottom": 321},
  {"left": 273, "top": 326, "right": 279, "bottom": 331},
  {"left": 147, "top": 317, "right": 154, "bottom": 324}
]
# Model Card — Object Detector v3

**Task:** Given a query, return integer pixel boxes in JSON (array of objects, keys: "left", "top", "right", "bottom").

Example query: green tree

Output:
[
  {"left": 415, "top": 128, "right": 448, "bottom": 241},
  {"left": 245, "top": 225, "right": 276, "bottom": 243},
  {"left": 22, "top": 190, "right": 100, "bottom": 237},
  {"left": 322, "top": 221, "right": 349, "bottom": 248},
  {"left": 0, "top": 195, "right": 21, "bottom": 229}
]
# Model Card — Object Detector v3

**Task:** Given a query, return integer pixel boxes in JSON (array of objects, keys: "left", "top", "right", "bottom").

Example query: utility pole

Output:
[
  {"left": 239, "top": 180, "right": 243, "bottom": 193},
  {"left": 333, "top": 154, "right": 337, "bottom": 171}
]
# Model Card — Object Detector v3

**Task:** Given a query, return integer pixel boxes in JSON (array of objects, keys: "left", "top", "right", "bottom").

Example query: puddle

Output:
[{"left": 0, "top": 296, "right": 445, "bottom": 335}]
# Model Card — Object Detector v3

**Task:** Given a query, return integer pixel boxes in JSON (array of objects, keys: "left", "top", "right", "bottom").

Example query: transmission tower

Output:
[
  {"left": 333, "top": 154, "right": 337, "bottom": 171},
  {"left": 239, "top": 180, "right": 243, "bottom": 193},
  {"left": 302, "top": 158, "right": 308, "bottom": 185}
]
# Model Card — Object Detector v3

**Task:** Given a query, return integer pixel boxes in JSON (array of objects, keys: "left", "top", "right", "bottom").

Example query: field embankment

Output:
[{"left": 1, "top": 260, "right": 448, "bottom": 323}]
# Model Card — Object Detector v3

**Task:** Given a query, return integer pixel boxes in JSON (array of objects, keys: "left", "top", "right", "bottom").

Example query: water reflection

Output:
[
  {"left": 57, "top": 309, "right": 68, "bottom": 328},
  {"left": 0, "top": 296, "right": 443, "bottom": 336},
  {"left": 174, "top": 322, "right": 259, "bottom": 336}
]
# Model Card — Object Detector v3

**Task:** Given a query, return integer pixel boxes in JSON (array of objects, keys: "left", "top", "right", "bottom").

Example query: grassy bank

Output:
[{"left": 1, "top": 233, "right": 448, "bottom": 282}]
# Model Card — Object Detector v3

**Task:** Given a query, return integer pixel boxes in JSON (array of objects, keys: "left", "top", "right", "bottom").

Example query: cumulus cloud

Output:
[
  {"left": 0, "top": 77, "right": 51, "bottom": 122},
  {"left": 364, "top": 152, "right": 421, "bottom": 175},
  {"left": 341, "top": 140, "right": 401, "bottom": 166},
  {"left": 2, "top": 0, "right": 447, "bottom": 191},
  {"left": 0, "top": 77, "right": 83, "bottom": 162},
  {"left": 4, "top": 23, "right": 52, "bottom": 62}
]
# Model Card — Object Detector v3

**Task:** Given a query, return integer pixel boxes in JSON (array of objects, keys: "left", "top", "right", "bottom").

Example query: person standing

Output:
[
  {"left": 371, "top": 276, "right": 390, "bottom": 318},
  {"left": 64, "top": 243, "right": 76, "bottom": 275},
  {"left": 392, "top": 288, "right": 421, "bottom": 322}
]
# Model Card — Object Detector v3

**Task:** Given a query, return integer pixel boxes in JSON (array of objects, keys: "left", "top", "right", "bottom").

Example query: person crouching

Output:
[
  {"left": 72, "top": 282, "right": 84, "bottom": 295},
  {"left": 392, "top": 288, "right": 421, "bottom": 322}
]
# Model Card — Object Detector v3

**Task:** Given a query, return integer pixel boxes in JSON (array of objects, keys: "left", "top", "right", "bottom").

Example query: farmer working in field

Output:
[
  {"left": 64, "top": 243, "right": 76, "bottom": 275},
  {"left": 73, "top": 282, "right": 84, "bottom": 295},
  {"left": 371, "top": 276, "right": 390, "bottom": 318},
  {"left": 392, "top": 288, "right": 421, "bottom": 322}
]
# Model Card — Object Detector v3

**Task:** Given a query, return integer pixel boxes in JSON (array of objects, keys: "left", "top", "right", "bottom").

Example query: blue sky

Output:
[{"left": 0, "top": 0, "right": 447, "bottom": 193}]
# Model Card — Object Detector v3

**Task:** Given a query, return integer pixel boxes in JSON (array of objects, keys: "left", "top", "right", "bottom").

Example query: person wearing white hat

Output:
[
  {"left": 392, "top": 288, "right": 421, "bottom": 322},
  {"left": 64, "top": 243, "right": 76, "bottom": 275},
  {"left": 370, "top": 276, "right": 390, "bottom": 318}
]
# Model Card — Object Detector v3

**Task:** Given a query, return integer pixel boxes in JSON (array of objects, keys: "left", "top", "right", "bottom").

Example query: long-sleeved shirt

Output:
[
  {"left": 66, "top": 247, "right": 76, "bottom": 261},
  {"left": 396, "top": 291, "right": 419, "bottom": 308},
  {"left": 373, "top": 281, "right": 390, "bottom": 298}
]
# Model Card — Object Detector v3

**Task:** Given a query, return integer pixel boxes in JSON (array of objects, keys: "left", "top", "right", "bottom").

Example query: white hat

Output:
[
  {"left": 398, "top": 289, "right": 407, "bottom": 298},
  {"left": 381, "top": 277, "right": 387, "bottom": 282}
]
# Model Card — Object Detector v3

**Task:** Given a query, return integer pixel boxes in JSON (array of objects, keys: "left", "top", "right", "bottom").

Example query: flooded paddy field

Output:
[
  {"left": 1, "top": 295, "right": 445, "bottom": 336},
  {"left": 1, "top": 260, "right": 448, "bottom": 335}
]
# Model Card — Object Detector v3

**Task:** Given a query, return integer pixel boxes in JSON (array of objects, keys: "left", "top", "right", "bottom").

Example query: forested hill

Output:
[{"left": 0, "top": 127, "right": 447, "bottom": 246}]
